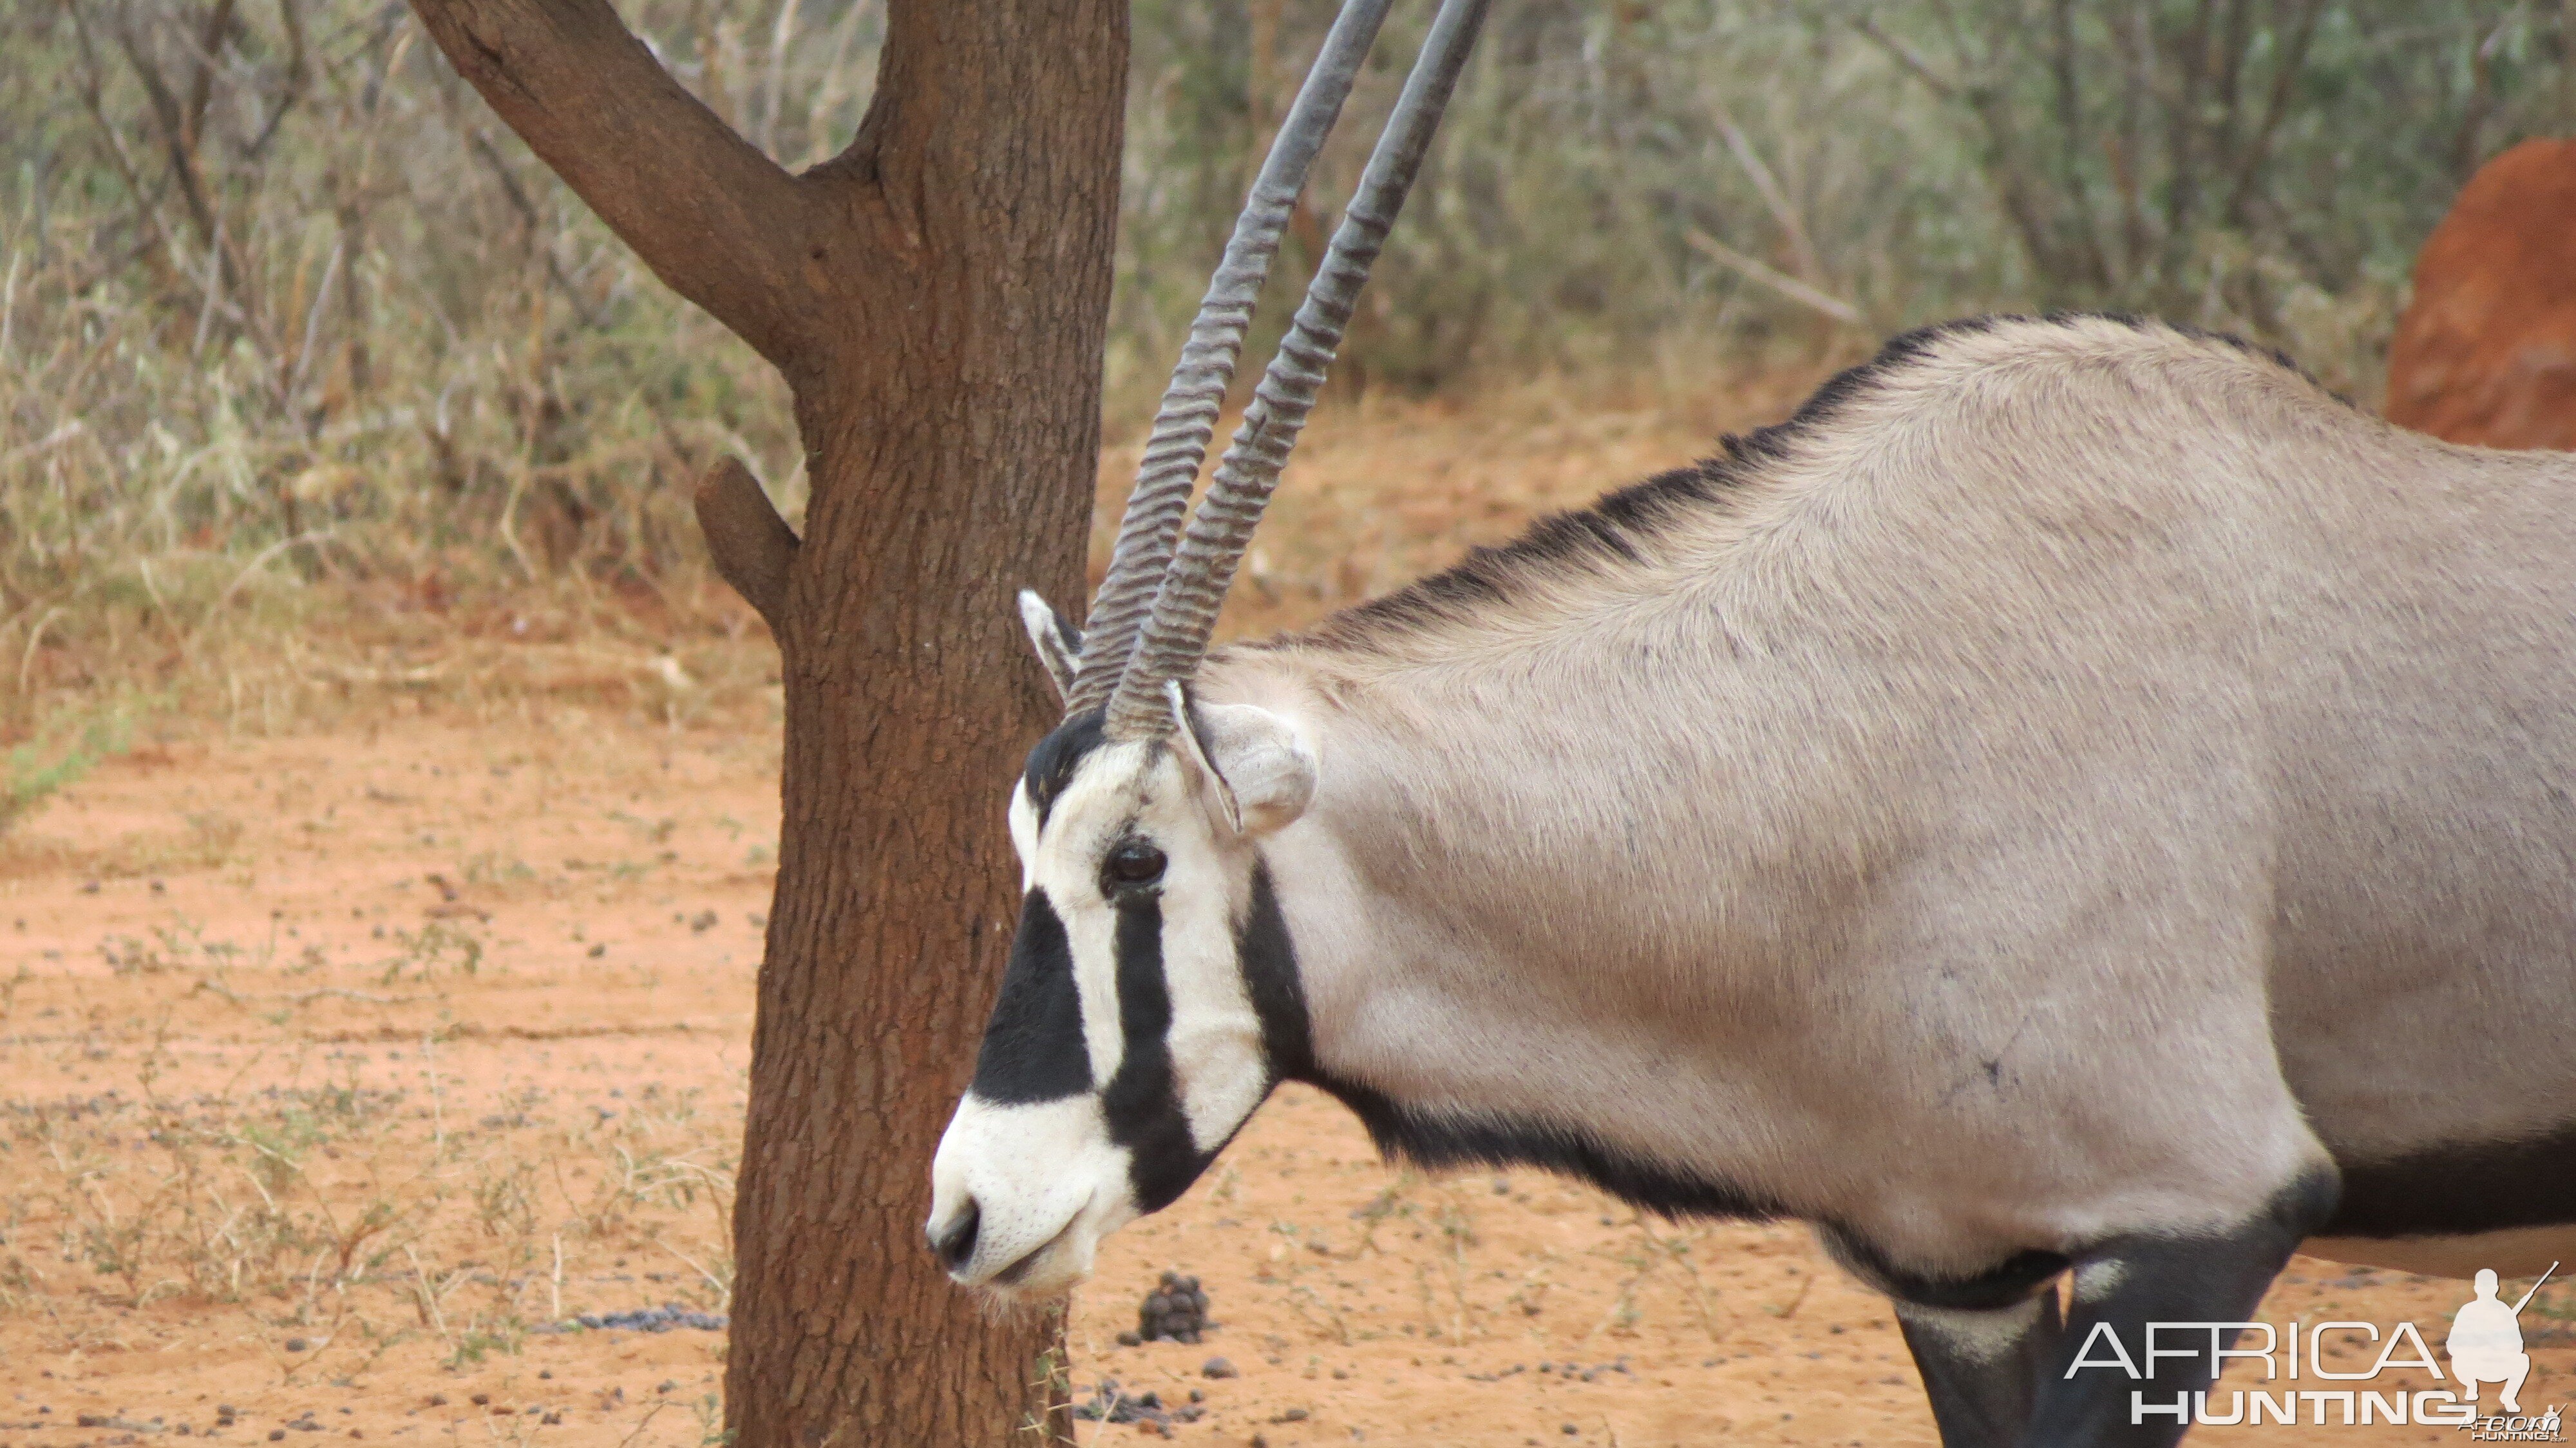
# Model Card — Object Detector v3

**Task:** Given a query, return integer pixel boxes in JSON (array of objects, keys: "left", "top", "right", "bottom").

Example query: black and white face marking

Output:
[{"left": 927, "top": 699, "right": 1318, "bottom": 1299}]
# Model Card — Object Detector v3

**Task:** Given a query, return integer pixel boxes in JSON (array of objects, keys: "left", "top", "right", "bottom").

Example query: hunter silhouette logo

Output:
[
  {"left": 2450, "top": 1264, "right": 2553, "bottom": 1415},
  {"left": 2062, "top": 1261, "right": 2564, "bottom": 1433}
]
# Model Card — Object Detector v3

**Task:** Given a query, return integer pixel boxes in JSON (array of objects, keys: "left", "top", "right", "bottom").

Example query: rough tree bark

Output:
[{"left": 405, "top": 3, "right": 1127, "bottom": 1443}]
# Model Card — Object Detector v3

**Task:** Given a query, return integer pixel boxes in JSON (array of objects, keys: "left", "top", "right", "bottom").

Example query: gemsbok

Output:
[{"left": 922, "top": 0, "right": 2576, "bottom": 1442}]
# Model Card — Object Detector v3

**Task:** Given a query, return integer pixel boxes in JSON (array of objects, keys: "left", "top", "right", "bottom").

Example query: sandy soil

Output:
[{"left": 3, "top": 386, "right": 2568, "bottom": 1445}]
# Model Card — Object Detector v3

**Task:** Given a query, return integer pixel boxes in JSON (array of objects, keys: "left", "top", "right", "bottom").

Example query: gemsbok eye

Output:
[{"left": 1104, "top": 840, "right": 1167, "bottom": 888}]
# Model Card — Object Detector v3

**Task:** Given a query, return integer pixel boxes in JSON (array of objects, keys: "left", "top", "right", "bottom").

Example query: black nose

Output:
[{"left": 929, "top": 1199, "right": 981, "bottom": 1273}]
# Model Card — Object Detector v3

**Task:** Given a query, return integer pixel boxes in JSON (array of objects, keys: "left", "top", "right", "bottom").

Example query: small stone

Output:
[
  {"left": 1117, "top": 1331, "right": 1141, "bottom": 1348},
  {"left": 469, "top": 1396, "right": 489, "bottom": 1408},
  {"left": 538, "top": 1371, "right": 552, "bottom": 1381},
  {"left": 269, "top": 1433, "right": 286, "bottom": 1442},
  {"left": 284, "top": 1338, "right": 308, "bottom": 1353},
  {"left": 1200, "top": 1357, "right": 1237, "bottom": 1379},
  {"left": 1562, "top": 1427, "right": 1579, "bottom": 1437}
]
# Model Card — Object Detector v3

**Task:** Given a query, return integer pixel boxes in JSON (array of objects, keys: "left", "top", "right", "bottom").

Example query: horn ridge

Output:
[
  {"left": 1064, "top": 0, "right": 1396, "bottom": 716},
  {"left": 1106, "top": 0, "right": 1493, "bottom": 738}
]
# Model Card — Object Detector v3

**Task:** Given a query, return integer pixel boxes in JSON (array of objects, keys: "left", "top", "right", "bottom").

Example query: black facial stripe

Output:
[
  {"left": 1101, "top": 895, "right": 1206, "bottom": 1212},
  {"left": 1238, "top": 862, "right": 1314, "bottom": 1081},
  {"left": 2325, "top": 1121, "right": 2576, "bottom": 1237},
  {"left": 970, "top": 888, "right": 1092, "bottom": 1103},
  {"left": 1021, "top": 709, "right": 1108, "bottom": 829}
]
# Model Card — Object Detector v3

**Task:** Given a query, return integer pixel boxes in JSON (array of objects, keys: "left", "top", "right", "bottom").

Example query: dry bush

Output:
[{"left": 8, "top": 0, "right": 2575, "bottom": 752}]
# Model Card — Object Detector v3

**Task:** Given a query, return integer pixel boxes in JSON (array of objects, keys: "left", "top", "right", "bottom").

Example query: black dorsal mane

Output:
[{"left": 1297, "top": 313, "right": 2325, "bottom": 653}]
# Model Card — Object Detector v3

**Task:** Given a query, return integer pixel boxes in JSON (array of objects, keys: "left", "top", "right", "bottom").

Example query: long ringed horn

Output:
[
  {"left": 1105, "top": 0, "right": 1492, "bottom": 738},
  {"left": 1064, "top": 0, "right": 1397, "bottom": 717}
]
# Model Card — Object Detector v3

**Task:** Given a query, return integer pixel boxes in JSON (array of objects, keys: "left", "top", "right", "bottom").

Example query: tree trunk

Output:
[{"left": 404, "top": 3, "right": 1128, "bottom": 1443}]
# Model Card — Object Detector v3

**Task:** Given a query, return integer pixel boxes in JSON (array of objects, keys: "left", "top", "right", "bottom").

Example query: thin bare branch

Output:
[
  {"left": 1708, "top": 104, "right": 1827, "bottom": 287},
  {"left": 405, "top": 0, "right": 828, "bottom": 370},
  {"left": 1683, "top": 228, "right": 1862, "bottom": 325},
  {"left": 1852, "top": 14, "right": 1962, "bottom": 101}
]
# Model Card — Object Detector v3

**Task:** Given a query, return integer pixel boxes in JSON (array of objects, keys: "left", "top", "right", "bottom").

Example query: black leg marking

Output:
[
  {"left": 1898, "top": 1293, "right": 2066, "bottom": 1448},
  {"left": 2027, "top": 1170, "right": 2338, "bottom": 1448}
]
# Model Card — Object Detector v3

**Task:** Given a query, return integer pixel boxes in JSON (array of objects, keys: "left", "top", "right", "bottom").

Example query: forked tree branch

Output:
[{"left": 406, "top": 0, "right": 824, "bottom": 369}]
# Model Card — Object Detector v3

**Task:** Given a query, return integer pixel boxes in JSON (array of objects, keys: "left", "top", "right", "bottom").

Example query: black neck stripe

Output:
[{"left": 1238, "top": 862, "right": 1314, "bottom": 1081}]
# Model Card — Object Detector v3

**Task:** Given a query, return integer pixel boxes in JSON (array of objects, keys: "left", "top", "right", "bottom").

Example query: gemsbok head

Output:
[{"left": 923, "top": 0, "right": 1484, "bottom": 1297}]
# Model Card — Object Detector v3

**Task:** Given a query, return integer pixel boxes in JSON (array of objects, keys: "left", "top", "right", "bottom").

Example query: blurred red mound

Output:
[{"left": 2385, "top": 138, "right": 2576, "bottom": 450}]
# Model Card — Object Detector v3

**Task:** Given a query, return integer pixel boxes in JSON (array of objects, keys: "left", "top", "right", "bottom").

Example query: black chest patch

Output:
[{"left": 971, "top": 888, "right": 1092, "bottom": 1103}]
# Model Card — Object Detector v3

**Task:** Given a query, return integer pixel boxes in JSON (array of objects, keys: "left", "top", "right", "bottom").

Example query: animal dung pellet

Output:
[{"left": 1133, "top": 1270, "right": 1211, "bottom": 1344}]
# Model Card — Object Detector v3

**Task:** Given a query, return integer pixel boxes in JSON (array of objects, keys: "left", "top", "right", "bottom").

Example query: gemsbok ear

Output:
[
  {"left": 1165, "top": 681, "right": 1316, "bottom": 838},
  {"left": 1018, "top": 589, "right": 1082, "bottom": 704}
]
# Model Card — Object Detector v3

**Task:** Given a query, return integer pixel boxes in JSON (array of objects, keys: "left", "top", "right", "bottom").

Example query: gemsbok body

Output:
[{"left": 923, "top": 2, "right": 2576, "bottom": 1443}]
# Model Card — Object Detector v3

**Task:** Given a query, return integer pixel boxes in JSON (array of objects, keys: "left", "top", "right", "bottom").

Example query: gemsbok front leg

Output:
[
  {"left": 2025, "top": 1173, "right": 2338, "bottom": 1448},
  {"left": 1893, "top": 1293, "right": 2066, "bottom": 1448}
]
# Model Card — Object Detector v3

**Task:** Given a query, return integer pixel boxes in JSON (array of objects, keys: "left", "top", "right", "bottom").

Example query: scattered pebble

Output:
[
  {"left": 1200, "top": 1357, "right": 1238, "bottom": 1379},
  {"left": 283, "top": 1338, "right": 308, "bottom": 1353},
  {"left": 1070, "top": 1380, "right": 1203, "bottom": 1431},
  {"left": 532, "top": 1302, "right": 728, "bottom": 1333}
]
